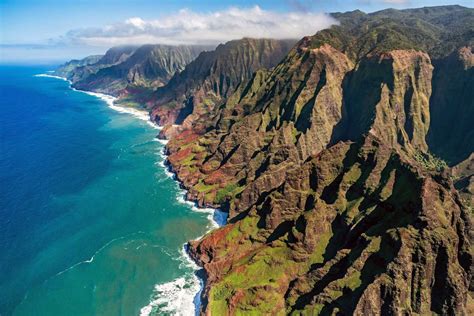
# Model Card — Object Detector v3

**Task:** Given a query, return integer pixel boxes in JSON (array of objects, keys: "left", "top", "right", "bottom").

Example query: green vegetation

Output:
[
  {"left": 216, "top": 183, "right": 244, "bottom": 203},
  {"left": 194, "top": 180, "right": 217, "bottom": 193},
  {"left": 179, "top": 154, "right": 195, "bottom": 167},
  {"left": 413, "top": 151, "right": 448, "bottom": 172},
  {"left": 312, "top": 5, "right": 474, "bottom": 59},
  {"left": 210, "top": 246, "right": 291, "bottom": 314},
  {"left": 309, "top": 231, "right": 333, "bottom": 264},
  {"left": 224, "top": 216, "right": 259, "bottom": 243}
]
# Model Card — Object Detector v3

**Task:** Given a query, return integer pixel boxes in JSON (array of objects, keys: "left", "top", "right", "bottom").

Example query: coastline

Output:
[
  {"left": 35, "top": 73, "right": 226, "bottom": 316},
  {"left": 145, "top": 146, "right": 227, "bottom": 315}
]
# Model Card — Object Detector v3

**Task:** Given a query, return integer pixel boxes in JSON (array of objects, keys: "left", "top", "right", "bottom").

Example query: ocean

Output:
[{"left": 0, "top": 65, "right": 222, "bottom": 315}]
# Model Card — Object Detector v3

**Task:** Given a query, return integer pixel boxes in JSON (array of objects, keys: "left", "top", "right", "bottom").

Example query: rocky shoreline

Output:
[{"left": 160, "top": 139, "right": 228, "bottom": 313}]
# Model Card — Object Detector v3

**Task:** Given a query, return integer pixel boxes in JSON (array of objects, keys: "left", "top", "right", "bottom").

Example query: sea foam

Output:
[
  {"left": 34, "top": 73, "right": 71, "bottom": 82},
  {"left": 71, "top": 89, "right": 161, "bottom": 130},
  {"left": 140, "top": 199, "right": 227, "bottom": 315},
  {"left": 139, "top": 245, "right": 202, "bottom": 316}
]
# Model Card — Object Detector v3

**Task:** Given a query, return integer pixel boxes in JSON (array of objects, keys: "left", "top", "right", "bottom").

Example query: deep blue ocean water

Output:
[{"left": 0, "top": 66, "right": 216, "bottom": 315}]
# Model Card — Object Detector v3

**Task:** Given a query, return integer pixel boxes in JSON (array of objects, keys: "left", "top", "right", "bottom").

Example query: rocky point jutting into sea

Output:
[{"left": 56, "top": 5, "right": 473, "bottom": 315}]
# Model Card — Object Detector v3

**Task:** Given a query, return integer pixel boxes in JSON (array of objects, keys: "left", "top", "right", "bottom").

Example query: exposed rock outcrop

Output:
[{"left": 428, "top": 47, "right": 474, "bottom": 165}]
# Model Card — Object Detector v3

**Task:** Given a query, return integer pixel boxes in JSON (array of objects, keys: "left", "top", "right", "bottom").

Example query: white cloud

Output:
[{"left": 55, "top": 6, "right": 336, "bottom": 47}]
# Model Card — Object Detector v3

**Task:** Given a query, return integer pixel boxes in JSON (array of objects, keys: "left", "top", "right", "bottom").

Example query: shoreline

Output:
[
  {"left": 35, "top": 73, "right": 226, "bottom": 316},
  {"left": 147, "top": 147, "right": 227, "bottom": 315}
]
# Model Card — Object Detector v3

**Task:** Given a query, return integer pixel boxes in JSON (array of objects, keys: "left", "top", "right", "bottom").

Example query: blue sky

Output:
[{"left": 1, "top": 0, "right": 472, "bottom": 63}]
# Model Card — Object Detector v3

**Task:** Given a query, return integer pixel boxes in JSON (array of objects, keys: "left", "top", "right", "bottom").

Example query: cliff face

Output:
[
  {"left": 164, "top": 6, "right": 473, "bottom": 315},
  {"left": 336, "top": 50, "right": 433, "bottom": 152},
  {"left": 55, "top": 46, "right": 138, "bottom": 83},
  {"left": 149, "top": 38, "right": 297, "bottom": 127},
  {"left": 73, "top": 45, "right": 212, "bottom": 96},
  {"left": 428, "top": 47, "right": 474, "bottom": 165},
  {"left": 54, "top": 55, "right": 102, "bottom": 80},
  {"left": 165, "top": 45, "right": 437, "bottom": 209}
]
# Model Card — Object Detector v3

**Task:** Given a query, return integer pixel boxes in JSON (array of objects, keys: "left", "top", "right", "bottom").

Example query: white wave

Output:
[
  {"left": 152, "top": 138, "right": 169, "bottom": 146},
  {"left": 34, "top": 73, "right": 71, "bottom": 83},
  {"left": 175, "top": 193, "right": 228, "bottom": 229},
  {"left": 154, "top": 148, "right": 175, "bottom": 179},
  {"left": 139, "top": 276, "right": 199, "bottom": 316},
  {"left": 140, "top": 245, "right": 203, "bottom": 316},
  {"left": 156, "top": 158, "right": 175, "bottom": 180},
  {"left": 71, "top": 88, "right": 116, "bottom": 106},
  {"left": 110, "top": 104, "right": 160, "bottom": 130},
  {"left": 54, "top": 235, "right": 128, "bottom": 277},
  {"left": 71, "top": 88, "right": 161, "bottom": 129},
  {"left": 140, "top": 168, "right": 228, "bottom": 315}
]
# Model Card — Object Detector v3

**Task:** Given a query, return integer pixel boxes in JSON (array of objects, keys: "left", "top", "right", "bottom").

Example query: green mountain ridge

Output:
[{"left": 323, "top": 5, "right": 474, "bottom": 60}]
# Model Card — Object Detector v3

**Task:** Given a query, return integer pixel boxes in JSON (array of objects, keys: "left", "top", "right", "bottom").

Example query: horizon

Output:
[{"left": 1, "top": 1, "right": 473, "bottom": 63}]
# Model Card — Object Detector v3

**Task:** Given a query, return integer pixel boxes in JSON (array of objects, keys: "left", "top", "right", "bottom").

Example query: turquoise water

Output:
[{"left": 0, "top": 66, "right": 217, "bottom": 315}]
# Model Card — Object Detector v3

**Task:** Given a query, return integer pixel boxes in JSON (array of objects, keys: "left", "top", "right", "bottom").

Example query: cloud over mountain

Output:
[{"left": 56, "top": 6, "right": 336, "bottom": 47}]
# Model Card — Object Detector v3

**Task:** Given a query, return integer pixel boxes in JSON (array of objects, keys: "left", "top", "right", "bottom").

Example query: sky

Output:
[{"left": 0, "top": 0, "right": 472, "bottom": 63}]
